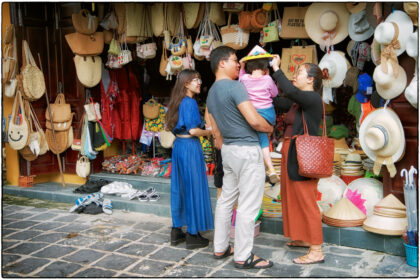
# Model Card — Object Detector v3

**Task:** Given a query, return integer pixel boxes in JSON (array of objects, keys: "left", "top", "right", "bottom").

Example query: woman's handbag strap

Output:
[{"left": 301, "top": 100, "right": 327, "bottom": 136}]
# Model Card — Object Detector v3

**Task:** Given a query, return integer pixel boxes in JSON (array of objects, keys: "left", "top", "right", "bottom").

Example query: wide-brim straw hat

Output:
[
  {"left": 374, "top": 10, "right": 413, "bottom": 56},
  {"left": 344, "top": 66, "right": 360, "bottom": 93},
  {"left": 370, "top": 39, "right": 382, "bottom": 66},
  {"left": 359, "top": 108, "right": 405, "bottom": 166},
  {"left": 346, "top": 3, "right": 366, "bottom": 14},
  {"left": 323, "top": 197, "right": 367, "bottom": 221},
  {"left": 348, "top": 10, "right": 374, "bottom": 42},
  {"left": 362, "top": 215, "right": 407, "bottom": 235},
  {"left": 404, "top": 2, "right": 418, "bottom": 26},
  {"left": 183, "top": 3, "right": 201, "bottom": 29},
  {"left": 305, "top": 3, "right": 350, "bottom": 46},
  {"left": 319, "top": 51, "right": 349, "bottom": 88},
  {"left": 373, "top": 59, "right": 407, "bottom": 100},
  {"left": 406, "top": 31, "right": 418, "bottom": 58},
  {"left": 317, "top": 175, "right": 347, "bottom": 212},
  {"left": 405, "top": 73, "right": 418, "bottom": 109},
  {"left": 344, "top": 178, "right": 383, "bottom": 217},
  {"left": 375, "top": 194, "right": 406, "bottom": 210}
]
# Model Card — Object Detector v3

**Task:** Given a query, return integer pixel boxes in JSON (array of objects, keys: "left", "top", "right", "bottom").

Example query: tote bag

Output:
[
  {"left": 280, "top": 45, "right": 318, "bottom": 80},
  {"left": 279, "top": 6, "right": 309, "bottom": 39}
]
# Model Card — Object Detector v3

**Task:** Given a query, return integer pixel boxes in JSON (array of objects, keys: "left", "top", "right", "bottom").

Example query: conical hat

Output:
[
  {"left": 375, "top": 194, "right": 406, "bottom": 210},
  {"left": 363, "top": 215, "right": 407, "bottom": 235},
  {"left": 324, "top": 197, "right": 366, "bottom": 220},
  {"left": 243, "top": 45, "right": 273, "bottom": 61}
]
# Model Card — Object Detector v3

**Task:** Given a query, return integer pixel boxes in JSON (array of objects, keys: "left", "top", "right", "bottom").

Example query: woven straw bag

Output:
[
  {"left": 72, "top": 9, "right": 98, "bottom": 35},
  {"left": 21, "top": 40, "right": 46, "bottom": 101},
  {"left": 183, "top": 3, "right": 200, "bottom": 29},
  {"left": 125, "top": 3, "right": 143, "bottom": 37},
  {"left": 295, "top": 103, "right": 334, "bottom": 179},
  {"left": 159, "top": 40, "right": 169, "bottom": 76},
  {"left": 74, "top": 55, "right": 102, "bottom": 88},
  {"left": 160, "top": 129, "right": 176, "bottom": 148},
  {"left": 29, "top": 104, "right": 48, "bottom": 155},
  {"left": 221, "top": 13, "right": 249, "bottom": 50},
  {"left": 166, "top": 3, "right": 181, "bottom": 36},
  {"left": 8, "top": 90, "right": 30, "bottom": 150},
  {"left": 65, "top": 32, "right": 104, "bottom": 56},
  {"left": 45, "top": 128, "right": 69, "bottom": 155},
  {"left": 209, "top": 3, "right": 226, "bottom": 26},
  {"left": 150, "top": 3, "right": 165, "bottom": 37},
  {"left": 262, "top": 3, "right": 281, "bottom": 43},
  {"left": 143, "top": 98, "right": 160, "bottom": 119},
  {"left": 114, "top": 3, "right": 127, "bottom": 35},
  {"left": 250, "top": 9, "right": 267, "bottom": 30},
  {"left": 46, "top": 93, "right": 72, "bottom": 123},
  {"left": 18, "top": 102, "right": 39, "bottom": 161},
  {"left": 76, "top": 155, "right": 91, "bottom": 178}
]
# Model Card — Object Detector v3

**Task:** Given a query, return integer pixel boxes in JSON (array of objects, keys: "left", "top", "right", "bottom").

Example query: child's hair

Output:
[{"left": 245, "top": 58, "right": 269, "bottom": 74}]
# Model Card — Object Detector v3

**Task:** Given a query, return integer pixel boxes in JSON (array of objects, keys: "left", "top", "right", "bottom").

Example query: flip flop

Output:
[
  {"left": 148, "top": 193, "right": 160, "bottom": 202},
  {"left": 213, "top": 245, "right": 234, "bottom": 259},
  {"left": 138, "top": 187, "right": 156, "bottom": 202},
  {"left": 69, "top": 192, "right": 103, "bottom": 212},
  {"left": 102, "top": 199, "right": 113, "bottom": 215},
  {"left": 234, "top": 252, "right": 273, "bottom": 269}
]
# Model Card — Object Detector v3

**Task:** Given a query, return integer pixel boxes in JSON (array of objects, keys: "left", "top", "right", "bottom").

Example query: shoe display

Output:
[
  {"left": 170, "top": 227, "right": 186, "bottom": 246},
  {"left": 186, "top": 232, "right": 209, "bottom": 249}
]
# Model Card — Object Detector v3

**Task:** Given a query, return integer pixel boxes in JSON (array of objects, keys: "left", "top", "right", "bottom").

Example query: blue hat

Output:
[{"left": 355, "top": 73, "right": 373, "bottom": 103}]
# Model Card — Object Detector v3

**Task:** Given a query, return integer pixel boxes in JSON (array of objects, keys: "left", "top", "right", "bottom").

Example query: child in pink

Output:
[{"left": 239, "top": 56, "right": 279, "bottom": 183}]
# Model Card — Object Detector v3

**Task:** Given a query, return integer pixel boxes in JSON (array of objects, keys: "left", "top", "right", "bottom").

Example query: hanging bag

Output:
[
  {"left": 263, "top": 3, "right": 281, "bottom": 43},
  {"left": 29, "top": 102, "right": 49, "bottom": 156},
  {"left": 8, "top": 90, "right": 30, "bottom": 150},
  {"left": 108, "top": 35, "right": 121, "bottom": 56},
  {"left": 74, "top": 55, "right": 102, "bottom": 88},
  {"left": 294, "top": 103, "right": 334, "bottom": 179},
  {"left": 159, "top": 40, "right": 169, "bottom": 77},
  {"left": 72, "top": 9, "right": 98, "bottom": 35},
  {"left": 143, "top": 98, "right": 160, "bottom": 119},
  {"left": 281, "top": 44, "right": 318, "bottom": 80},
  {"left": 84, "top": 97, "right": 102, "bottom": 122},
  {"left": 21, "top": 40, "right": 46, "bottom": 101},
  {"left": 118, "top": 35, "right": 132, "bottom": 65},
  {"left": 76, "top": 155, "right": 91, "bottom": 178},
  {"left": 221, "top": 13, "right": 250, "bottom": 50},
  {"left": 238, "top": 4, "right": 253, "bottom": 31},
  {"left": 136, "top": 42, "right": 157, "bottom": 59},
  {"left": 279, "top": 6, "right": 310, "bottom": 39}
]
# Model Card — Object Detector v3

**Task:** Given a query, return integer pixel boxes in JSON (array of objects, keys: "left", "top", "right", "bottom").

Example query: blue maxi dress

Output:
[{"left": 171, "top": 97, "right": 214, "bottom": 234}]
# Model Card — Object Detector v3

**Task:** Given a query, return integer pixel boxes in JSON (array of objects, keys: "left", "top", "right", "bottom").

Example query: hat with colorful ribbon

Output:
[{"left": 243, "top": 45, "right": 273, "bottom": 61}]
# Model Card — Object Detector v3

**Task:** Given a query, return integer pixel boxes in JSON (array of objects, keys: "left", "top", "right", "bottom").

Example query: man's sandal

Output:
[
  {"left": 292, "top": 248, "right": 325, "bottom": 265},
  {"left": 234, "top": 252, "right": 273, "bottom": 269},
  {"left": 286, "top": 240, "right": 310, "bottom": 248},
  {"left": 213, "top": 245, "right": 234, "bottom": 259}
]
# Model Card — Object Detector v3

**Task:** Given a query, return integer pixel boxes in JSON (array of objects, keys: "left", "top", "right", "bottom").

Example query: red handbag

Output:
[{"left": 294, "top": 102, "right": 334, "bottom": 179}]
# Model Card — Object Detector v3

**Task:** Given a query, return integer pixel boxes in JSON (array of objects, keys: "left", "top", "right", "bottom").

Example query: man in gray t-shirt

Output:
[{"left": 207, "top": 46, "right": 273, "bottom": 269}]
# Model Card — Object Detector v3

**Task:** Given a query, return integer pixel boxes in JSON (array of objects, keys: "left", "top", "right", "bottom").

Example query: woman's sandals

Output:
[
  {"left": 286, "top": 240, "right": 310, "bottom": 248},
  {"left": 293, "top": 247, "right": 325, "bottom": 265}
]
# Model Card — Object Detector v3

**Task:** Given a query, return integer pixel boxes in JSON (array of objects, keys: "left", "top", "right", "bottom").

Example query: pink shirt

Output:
[{"left": 239, "top": 69, "right": 279, "bottom": 109}]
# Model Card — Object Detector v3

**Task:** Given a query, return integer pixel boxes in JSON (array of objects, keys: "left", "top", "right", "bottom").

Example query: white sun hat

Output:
[
  {"left": 374, "top": 10, "right": 413, "bottom": 56},
  {"left": 373, "top": 58, "right": 407, "bottom": 100},
  {"left": 359, "top": 108, "right": 405, "bottom": 178},
  {"left": 318, "top": 51, "right": 349, "bottom": 103},
  {"left": 348, "top": 10, "right": 374, "bottom": 42}
]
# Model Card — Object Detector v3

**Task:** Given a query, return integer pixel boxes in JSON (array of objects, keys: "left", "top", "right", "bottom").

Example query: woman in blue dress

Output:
[{"left": 166, "top": 69, "right": 214, "bottom": 249}]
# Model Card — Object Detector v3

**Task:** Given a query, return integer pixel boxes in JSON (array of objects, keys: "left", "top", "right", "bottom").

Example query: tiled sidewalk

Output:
[{"left": 2, "top": 203, "right": 417, "bottom": 278}]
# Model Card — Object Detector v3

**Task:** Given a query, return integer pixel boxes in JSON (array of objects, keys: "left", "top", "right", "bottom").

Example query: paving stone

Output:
[
  {"left": 29, "top": 221, "right": 66, "bottom": 231},
  {"left": 261, "top": 262, "right": 304, "bottom": 277},
  {"left": 3, "top": 212, "right": 35, "bottom": 220},
  {"left": 118, "top": 272, "right": 144, "bottom": 277},
  {"left": 72, "top": 267, "right": 116, "bottom": 277},
  {"left": 30, "top": 232, "right": 66, "bottom": 243},
  {"left": 93, "top": 253, "right": 138, "bottom": 270},
  {"left": 5, "top": 220, "right": 40, "bottom": 229},
  {"left": 89, "top": 239, "right": 131, "bottom": 252},
  {"left": 165, "top": 265, "right": 212, "bottom": 277},
  {"left": 307, "top": 267, "right": 352, "bottom": 277},
  {"left": 5, "top": 205, "right": 28, "bottom": 212},
  {"left": 328, "top": 246, "right": 365, "bottom": 255},
  {"left": 374, "top": 255, "right": 405, "bottom": 275},
  {"left": 112, "top": 231, "right": 147, "bottom": 241},
  {"left": 5, "top": 242, "right": 48, "bottom": 255},
  {"left": 54, "top": 223, "right": 91, "bottom": 233},
  {"left": 35, "top": 261, "right": 82, "bottom": 277},
  {"left": 129, "top": 259, "right": 174, "bottom": 276},
  {"left": 134, "top": 221, "right": 165, "bottom": 232},
  {"left": 2, "top": 241, "right": 20, "bottom": 250},
  {"left": 32, "top": 245, "right": 78, "bottom": 259},
  {"left": 2, "top": 228, "right": 18, "bottom": 237},
  {"left": 2, "top": 254, "right": 21, "bottom": 266},
  {"left": 58, "top": 234, "right": 99, "bottom": 248},
  {"left": 149, "top": 247, "right": 192, "bottom": 263},
  {"left": 253, "top": 235, "right": 287, "bottom": 248},
  {"left": 5, "top": 230, "right": 43, "bottom": 240},
  {"left": 116, "top": 243, "right": 158, "bottom": 257},
  {"left": 23, "top": 207, "right": 49, "bottom": 212},
  {"left": 63, "top": 249, "right": 106, "bottom": 265},
  {"left": 283, "top": 250, "right": 308, "bottom": 262},
  {"left": 53, "top": 215, "right": 80, "bottom": 223},
  {"left": 2, "top": 272, "right": 21, "bottom": 278},
  {"left": 322, "top": 253, "right": 362, "bottom": 270},
  {"left": 3, "top": 257, "right": 50, "bottom": 275},
  {"left": 184, "top": 252, "right": 227, "bottom": 267},
  {"left": 28, "top": 212, "right": 58, "bottom": 221},
  {"left": 251, "top": 245, "right": 279, "bottom": 260},
  {"left": 2, "top": 219, "right": 17, "bottom": 226},
  {"left": 139, "top": 233, "right": 169, "bottom": 245},
  {"left": 392, "top": 262, "right": 418, "bottom": 277},
  {"left": 210, "top": 269, "right": 252, "bottom": 277}
]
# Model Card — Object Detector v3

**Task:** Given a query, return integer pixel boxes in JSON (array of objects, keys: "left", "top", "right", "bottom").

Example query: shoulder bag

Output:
[
  {"left": 8, "top": 89, "right": 30, "bottom": 150},
  {"left": 160, "top": 128, "right": 176, "bottom": 148},
  {"left": 294, "top": 102, "right": 334, "bottom": 179},
  {"left": 76, "top": 155, "right": 91, "bottom": 178}
]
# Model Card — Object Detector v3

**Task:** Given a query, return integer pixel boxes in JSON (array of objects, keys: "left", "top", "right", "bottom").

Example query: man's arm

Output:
[
  {"left": 238, "top": 101, "right": 273, "bottom": 133},
  {"left": 207, "top": 111, "right": 224, "bottom": 150}
]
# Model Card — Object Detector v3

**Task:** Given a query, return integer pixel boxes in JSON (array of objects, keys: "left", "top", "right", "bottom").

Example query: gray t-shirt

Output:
[{"left": 207, "top": 79, "right": 259, "bottom": 146}]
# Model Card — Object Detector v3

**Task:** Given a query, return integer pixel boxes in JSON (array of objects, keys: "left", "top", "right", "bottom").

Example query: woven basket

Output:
[
  {"left": 221, "top": 25, "right": 249, "bottom": 50},
  {"left": 19, "top": 145, "right": 38, "bottom": 161},
  {"left": 21, "top": 41, "right": 46, "bottom": 101},
  {"left": 72, "top": 9, "right": 98, "bottom": 35},
  {"left": 65, "top": 32, "right": 104, "bottom": 56},
  {"left": 45, "top": 128, "right": 69, "bottom": 154}
]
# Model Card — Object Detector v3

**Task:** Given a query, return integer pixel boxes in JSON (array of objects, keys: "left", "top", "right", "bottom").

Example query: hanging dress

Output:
[{"left": 171, "top": 97, "right": 214, "bottom": 234}]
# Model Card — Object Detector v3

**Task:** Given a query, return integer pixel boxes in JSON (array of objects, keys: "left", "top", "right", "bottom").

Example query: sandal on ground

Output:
[
  {"left": 292, "top": 248, "right": 324, "bottom": 265},
  {"left": 69, "top": 192, "right": 103, "bottom": 212},
  {"left": 148, "top": 193, "right": 160, "bottom": 202},
  {"left": 138, "top": 187, "right": 156, "bottom": 202},
  {"left": 102, "top": 199, "right": 113, "bottom": 215},
  {"left": 213, "top": 245, "right": 234, "bottom": 259},
  {"left": 286, "top": 240, "right": 310, "bottom": 248},
  {"left": 234, "top": 252, "right": 273, "bottom": 269}
]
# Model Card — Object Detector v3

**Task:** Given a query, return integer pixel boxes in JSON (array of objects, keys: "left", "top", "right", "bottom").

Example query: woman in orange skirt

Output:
[{"left": 271, "top": 55, "right": 325, "bottom": 264}]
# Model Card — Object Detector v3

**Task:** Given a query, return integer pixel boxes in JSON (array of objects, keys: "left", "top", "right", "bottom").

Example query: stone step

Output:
[{"left": 3, "top": 174, "right": 405, "bottom": 257}]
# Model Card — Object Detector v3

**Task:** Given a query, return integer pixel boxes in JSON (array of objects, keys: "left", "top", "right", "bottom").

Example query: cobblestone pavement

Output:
[{"left": 2, "top": 202, "right": 418, "bottom": 278}]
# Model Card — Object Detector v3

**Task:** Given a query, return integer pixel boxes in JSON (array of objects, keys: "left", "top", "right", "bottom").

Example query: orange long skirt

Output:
[{"left": 280, "top": 139, "right": 323, "bottom": 245}]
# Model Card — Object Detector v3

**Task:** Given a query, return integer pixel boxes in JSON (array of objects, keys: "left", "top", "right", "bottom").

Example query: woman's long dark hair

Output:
[
  {"left": 165, "top": 69, "right": 201, "bottom": 131},
  {"left": 303, "top": 63, "right": 323, "bottom": 93}
]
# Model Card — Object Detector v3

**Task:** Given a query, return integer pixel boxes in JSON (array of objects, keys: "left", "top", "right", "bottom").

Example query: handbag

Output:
[
  {"left": 160, "top": 129, "right": 176, "bottom": 148},
  {"left": 21, "top": 40, "right": 46, "bottom": 101},
  {"left": 29, "top": 102, "right": 48, "bottom": 155},
  {"left": 84, "top": 98, "right": 102, "bottom": 121},
  {"left": 182, "top": 54, "right": 195, "bottom": 70},
  {"left": 65, "top": 32, "right": 104, "bottom": 56},
  {"left": 279, "top": 6, "right": 310, "bottom": 39},
  {"left": 262, "top": 3, "right": 281, "bottom": 43},
  {"left": 8, "top": 90, "right": 30, "bottom": 150},
  {"left": 250, "top": 9, "right": 267, "bottom": 30},
  {"left": 76, "top": 155, "right": 91, "bottom": 178},
  {"left": 145, "top": 105, "right": 165, "bottom": 132},
  {"left": 100, "top": 10, "right": 118, "bottom": 30},
  {"left": 281, "top": 44, "right": 318, "bottom": 80},
  {"left": 294, "top": 103, "right": 334, "bottom": 179},
  {"left": 221, "top": 13, "right": 250, "bottom": 50},
  {"left": 118, "top": 35, "right": 132, "bottom": 65},
  {"left": 159, "top": 40, "right": 168, "bottom": 76},
  {"left": 209, "top": 3, "right": 226, "bottom": 26},
  {"left": 108, "top": 37, "right": 120, "bottom": 55},
  {"left": 143, "top": 98, "right": 160, "bottom": 119},
  {"left": 5, "top": 79, "right": 18, "bottom": 98},
  {"left": 74, "top": 55, "right": 102, "bottom": 88},
  {"left": 150, "top": 3, "right": 165, "bottom": 37},
  {"left": 169, "top": 55, "right": 183, "bottom": 72},
  {"left": 136, "top": 42, "right": 157, "bottom": 59},
  {"left": 72, "top": 9, "right": 98, "bottom": 35}
]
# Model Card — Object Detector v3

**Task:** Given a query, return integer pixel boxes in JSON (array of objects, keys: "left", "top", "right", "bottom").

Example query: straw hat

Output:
[
  {"left": 373, "top": 59, "right": 407, "bottom": 100},
  {"left": 346, "top": 3, "right": 366, "bottom": 14},
  {"left": 344, "top": 66, "right": 360, "bottom": 93},
  {"left": 334, "top": 138, "right": 350, "bottom": 151},
  {"left": 317, "top": 175, "right": 347, "bottom": 212},
  {"left": 404, "top": 3, "right": 418, "bottom": 26},
  {"left": 183, "top": 3, "right": 201, "bottom": 29},
  {"left": 405, "top": 73, "right": 418, "bottom": 109},
  {"left": 344, "top": 178, "right": 383, "bottom": 217},
  {"left": 359, "top": 108, "right": 405, "bottom": 178},
  {"left": 374, "top": 10, "right": 413, "bottom": 56},
  {"left": 370, "top": 39, "right": 382, "bottom": 66},
  {"left": 406, "top": 31, "right": 418, "bottom": 58},
  {"left": 304, "top": 3, "right": 350, "bottom": 47},
  {"left": 74, "top": 55, "right": 102, "bottom": 88},
  {"left": 319, "top": 51, "right": 349, "bottom": 88},
  {"left": 243, "top": 45, "right": 273, "bottom": 61},
  {"left": 348, "top": 10, "right": 374, "bottom": 42},
  {"left": 365, "top": 3, "right": 380, "bottom": 29},
  {"left": 341, "top": 153, "right": 362, "bottom": 165},
  {"left": 323, "top": 197, "right": 366, "bottom": 222},
  {"left": 375, "top": 194, "right": 406, "bottom": 210},
  {"left": 362, "top": 215, "right": 407, "bottom": 235}
]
